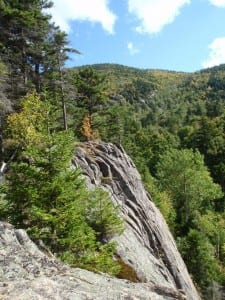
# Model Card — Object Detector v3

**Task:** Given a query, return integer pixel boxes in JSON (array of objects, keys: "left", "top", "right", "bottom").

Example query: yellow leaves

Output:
[
  {"left": 22, "top": 92, "right": 50, "bottom": 126},
  {"left": 7, "top": 112, "right": 32, "bottom": 146},
  {"left": 81, "top": 114, "right": 99, "bottom": 141},
  {"left": 221, "top": 243, "right": 225, "bottom": 258},
  {"left": 0, "top": 60, "right": 8, "bottom": 79},
  {"left": 6, "top": 92, "right": 51, "bottom": 148}
]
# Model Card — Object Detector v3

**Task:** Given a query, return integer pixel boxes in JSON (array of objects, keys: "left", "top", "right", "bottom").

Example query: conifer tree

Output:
[
  {"left": 0, "top": 0, "right": 81, "bottom": 130},
  {"left": 73, "top": 67, "right": 108, "bottom": 139},
  {"left": 0, "top": 0, "right": 53, "bottom": 98},
  {"left": 156, "top": 148, "right": 223, "bottom": 233},
  {"left": 3, "top": 92, "right": 123, "bottom": 275},
  {"left": 46, "top": 30, "right": 80, "bottom": 130}
]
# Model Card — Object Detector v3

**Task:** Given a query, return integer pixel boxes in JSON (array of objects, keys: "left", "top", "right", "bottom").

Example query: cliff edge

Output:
[
  {"left": 0, "top": 141, "right": 200, "bottom": 299},
  {"left": 73, "top": 141, "right": 200, "bottom": 300}
]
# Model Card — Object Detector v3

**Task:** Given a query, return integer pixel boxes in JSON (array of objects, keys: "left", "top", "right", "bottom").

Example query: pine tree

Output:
[
  {"left": 73, "top": 67, "right": 108, "bottom": 139},
  {"left": 45, "top": 30, "right": 81, "bottom": 130},
  {"left": 0, "top": 0, "right": 53, "bottom": 99},
  {"left": 3, "top": 92, "right": 123, "bottom": 275}
]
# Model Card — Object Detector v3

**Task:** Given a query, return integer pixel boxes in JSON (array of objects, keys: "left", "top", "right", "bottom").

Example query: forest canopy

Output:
[{"left": 1, "top": 1, "right": 225, "bottom": 298}]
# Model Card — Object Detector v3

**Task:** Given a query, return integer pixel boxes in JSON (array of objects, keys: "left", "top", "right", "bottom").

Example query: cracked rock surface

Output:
[
  {"left": 1, "top": 222, "right": 188, "bottom": 300},
  {"left": 73, "top": 141, "right": 201, "bottom": 300},
  {"left": 0, "top": 141, "right": 200, "bottom": 299}
]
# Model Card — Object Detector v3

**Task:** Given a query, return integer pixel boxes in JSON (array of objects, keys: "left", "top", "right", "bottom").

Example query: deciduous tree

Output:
[{"left": 156, "top": 148, "right": 223, "bottom": 233}]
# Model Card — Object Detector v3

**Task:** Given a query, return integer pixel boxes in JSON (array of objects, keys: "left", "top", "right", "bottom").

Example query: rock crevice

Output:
[
  {"left": 0, "top": 141, "right": 201, "bottom": 299},
  {"left": 73, "top": 141, "right": 200, "bottom": 300}
]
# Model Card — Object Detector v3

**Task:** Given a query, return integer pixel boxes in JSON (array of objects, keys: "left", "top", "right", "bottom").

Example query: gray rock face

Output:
[
  {"left": 73, "top": 141, "right": 201, "bottom": 300},
  {"left": 0, "top": 221, "right": 188, "bottom": 299},
  {"left": 0, "top": 141, "right": 200, "bottom": 299}
]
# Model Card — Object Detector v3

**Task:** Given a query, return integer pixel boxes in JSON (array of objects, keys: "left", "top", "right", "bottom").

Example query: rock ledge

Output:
[{"left": 0, "top": 141, "right": 200, "bottom": 299}]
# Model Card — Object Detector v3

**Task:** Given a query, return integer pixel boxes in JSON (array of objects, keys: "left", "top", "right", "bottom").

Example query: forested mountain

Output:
[
  {"left": 1, "top": 1, "right": 225, "bottom": 299},
  {"left": 62, "top": 63, "right": 225, "bottom": 298},
  {"left": 73, "top": 63, "right": 225, "bottom": 298}
]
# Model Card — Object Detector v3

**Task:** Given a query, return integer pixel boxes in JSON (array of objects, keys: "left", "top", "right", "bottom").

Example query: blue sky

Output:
[{"left": 49, "top": 0, "right": 225, "bottom": 72}]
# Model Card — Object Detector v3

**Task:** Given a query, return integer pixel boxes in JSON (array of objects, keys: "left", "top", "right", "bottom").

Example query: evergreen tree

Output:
[
  {"left": 178, "top": 229, "right": 223, "bottom": 292},
  {"left": 0, "top": 0, "right": 53, "bottom": 99},
  {"left": 43, "top": 29, "right": 81, "bottom": 130},
  {"left": 0, "top": 0, "right": 79, "bottom": 122},
  {"left": 0, "top": 60, "right": 12, "bottom": 136},
  {"left": 73, "top": 67, "right": 108, "bottom": 139},
  {"left": 156, "top": 148, "right": 223, "bottom": 234},
  {"left": 3, "top": 93, "right": 123, "bottom": 275}
]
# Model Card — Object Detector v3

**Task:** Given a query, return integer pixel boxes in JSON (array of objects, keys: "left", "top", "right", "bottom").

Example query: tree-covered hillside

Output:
[
  {"left": 69, "top": 63, "right": 225, "bottom": 298},
  {"left": 1, "top": 1, "right": 225, "bottom": 298}
]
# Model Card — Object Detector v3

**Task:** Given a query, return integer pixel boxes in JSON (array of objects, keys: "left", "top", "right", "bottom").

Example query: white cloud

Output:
[
  {"left": 50, "top": 0, "right": 117, "bottom": 34},
  {"left": 202, "top": 37, "right": 225, "bottom": 68},
  {"left": 209, "top": 0, "right": 225, "bottom": 7},
  {"left": 127, "top": 42, "right": 140, "bottom": 55},
  {"left": 127, "top": 0, "right": 190, "bottom": 34}
]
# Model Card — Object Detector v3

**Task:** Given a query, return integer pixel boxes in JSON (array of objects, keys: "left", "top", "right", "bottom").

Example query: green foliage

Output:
[
  {"left": 72, "top": 67, "right": 108, "bottom": 140},
  {"left": 194, "top": 211, "right": 225, "bottom": 262},
  {"left": 3, "top": 93, "right": 123, "bottom": 275},
  {"left": 0, "top": 184, "right": 8, "bottom": 220},
  {"left": 73, "top": 67, "right": 108, "bottom": 114},
  {"left": 6, "top": 92, "right": 54, "bottom": 148},
  {"left": 85, "top": 188, "right": 124, "bottom": 240},
  {"left": 155, "top": 147, "right": 225, "bottom": 294},
  {"left": 0, "top": 0, "right": 77, "bottom": 108},
  {"left": 144, "top": 173, "right": 176, "bottom": 232},
  {"left": 156, "top": 148, "right": 223, "bottom": 233},
  {"left": 178, "top": 229, "right": 224, "bottom": 290},
  {"left": 93, "top": 102, "right": 129, "bottom": 144},
  {"left": 0, "top": 60, "right": 11, "bottom": 120},
  {"left": 3, "top": 3, "right": 225, "bottom": 291},
  {"left": 76, "top": 64, "right": 225, "bottom": 295},
  {"left": 0, "top": 0, "right": 52, "bottom": 97},
  {"left": 185, "top": 117, "right": 225, "bottom": 191}
]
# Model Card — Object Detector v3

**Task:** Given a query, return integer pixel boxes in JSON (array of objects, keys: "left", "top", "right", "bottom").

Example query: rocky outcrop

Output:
[
  {"left": 0, "top": 141, "right": 200, "bottom": 299},
  {"left": 73, "top": 141, "right": 201, "bottom": 300},
  {"left": 0, "top": 221, "right": 188, "bottom": 299}
]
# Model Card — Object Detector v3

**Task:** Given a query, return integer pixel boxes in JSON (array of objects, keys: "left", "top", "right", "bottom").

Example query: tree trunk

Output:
[{"left": 57, "top": 53, "right": 67, "bottom": 130}]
